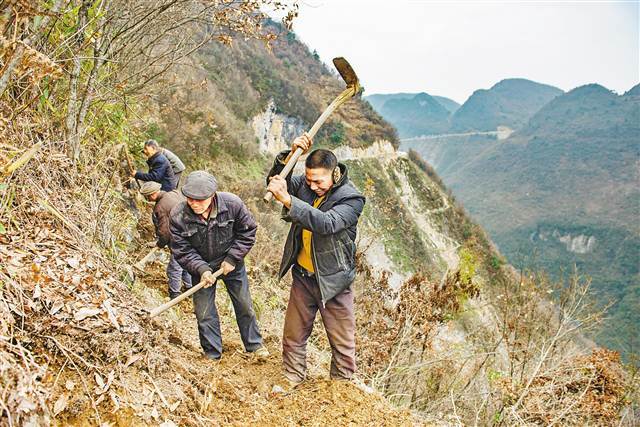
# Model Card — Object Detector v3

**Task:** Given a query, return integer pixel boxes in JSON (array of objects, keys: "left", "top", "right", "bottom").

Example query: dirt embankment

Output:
[{"left": 0, "top": 187, "right": 421, "bottom": 426}]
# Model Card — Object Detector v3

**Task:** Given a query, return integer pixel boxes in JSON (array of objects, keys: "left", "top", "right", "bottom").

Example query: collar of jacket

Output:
[
  {"left": 154, "top": 190, "right": 181, "bottom": 204},
  {"left": 154, "top": 190, "right": 168, "bottom": 202},
  {"left": 182, "top": 192, "right": 227, "bottom": 224},
  {"left": 147, "top": 151, "right": 161, "bottom": 163}
]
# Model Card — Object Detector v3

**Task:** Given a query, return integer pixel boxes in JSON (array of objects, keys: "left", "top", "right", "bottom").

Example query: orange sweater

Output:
[{"left": 296, "top": 196, "right": 325, "bottom": 272}]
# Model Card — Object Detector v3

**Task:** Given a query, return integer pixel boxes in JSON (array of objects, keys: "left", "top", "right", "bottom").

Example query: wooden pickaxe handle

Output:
[
  {"left": 121, "top": 145, "right": 136, "bottom": 173},
  {"left": 121, "top": 145, "right": 141, "bottom": 189},
  {"left": 149, "top": 268, "right": 224, "bottom": 318},
  {"left": 263, "top": 85, "right": 358, "bottom": 203},
  {"left": 134, "top": 247, "right": 159, "bottom": 271}
]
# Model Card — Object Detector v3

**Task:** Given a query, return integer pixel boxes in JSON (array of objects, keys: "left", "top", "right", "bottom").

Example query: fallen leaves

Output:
[
  {"left": 94, "top": 370, "right": 115, "bottom": 396},
  {"left": 32, "top": 284, "right": 41, "bottom": 300},
  {"left": 52, "top": 393, "right": 68, "bottom": 416},
  {"left": 0, "top": 225, "right": 146, "bottom": 425},
  {"left": 124, "top": 353, "right": 143, "bottom": 368},
  {"left": 102, "top": 299, "right": 120, "bottom": 330},
  {"left": 66, "top": 256, "right": 80, "bottom": 269},
  {"left": 74, "top": 307, "right": 101, "bottom": 322},
  {"left": 0, "top": 239, "right": 134, "bottom": 335},
  {"left": 48, "top": 300, "right": 63, "bottom": 316}
]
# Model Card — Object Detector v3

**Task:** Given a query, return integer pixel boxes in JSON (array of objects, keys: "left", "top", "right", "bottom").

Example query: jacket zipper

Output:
[
  {"left": 311, "top": 238, "right": 325, "bottom": 308},
  {"left": 336, "top": 239, "right": 347, "bottom": 270},
  {"left": 312, "top": 195, "right": 329, "bottom": 308}
]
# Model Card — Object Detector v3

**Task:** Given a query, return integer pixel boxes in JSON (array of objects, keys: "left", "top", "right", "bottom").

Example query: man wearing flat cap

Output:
[
  {"left": 139, "top": 181, "right": 192, "bottom": 299},
  {"left": 170, "top": 171, "right": 268, "bottom": 360}
]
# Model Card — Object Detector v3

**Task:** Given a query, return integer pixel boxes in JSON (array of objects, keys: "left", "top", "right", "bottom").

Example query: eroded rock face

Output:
[
  {"left": 251, "top": 100, "right": 305, "bottom": 155},
  {"left": 533, "top": 229, "right": 597, "bottom": 254},
  {"left": 334, "top": 140, "right": 399, "bottom": 162},
  {"left": 557, "top": 233, "right": 596, "bottom": 254}
]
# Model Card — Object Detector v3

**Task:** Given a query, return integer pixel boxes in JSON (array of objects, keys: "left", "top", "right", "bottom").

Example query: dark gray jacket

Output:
[
  {"left": 267, "top": 150, "right": 365, "bottom": 304},
  {"left": 169, "top": 192, "right": 257, "bottom": 277},
  {"left": 161, "top": 148, "right": 186, "bottom": 174}
]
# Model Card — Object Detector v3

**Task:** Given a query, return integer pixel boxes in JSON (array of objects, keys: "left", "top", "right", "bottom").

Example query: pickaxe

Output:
[
  {"left": 133, "top": 247, "right": 160, "bottom": 271},
  {"left": 263, "top": 57, "right": 361, "bottom": 202},
  {"left": 148, "top": 268, "right": 224, "bottom": 318}
]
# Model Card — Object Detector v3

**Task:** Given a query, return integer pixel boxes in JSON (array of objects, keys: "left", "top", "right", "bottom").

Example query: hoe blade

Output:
[{"left": 333, "top": 57, "right": 359, "bottom": 87}]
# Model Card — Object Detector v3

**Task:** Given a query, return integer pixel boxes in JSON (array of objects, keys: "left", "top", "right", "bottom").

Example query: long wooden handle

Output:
[
  {"left": 149, "top": 268, "right": 224, "bottom": 318},
  {"left": 133, "top": 247, "right": 159, "bottom": 271},
  {"left": 263, "top": 85, "right": 358, "bottom": 203},
  {"left": 122, "top": 145, "right": 135, "bottom": 172},
  {"left": 122, "top": 145, "right": 141, "bottom": 189},
  {"left": 263, "top": 148, "right": 304, "bottom": 202}
]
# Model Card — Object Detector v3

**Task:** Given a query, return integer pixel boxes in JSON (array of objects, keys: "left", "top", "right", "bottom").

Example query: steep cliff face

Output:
[
  {"left": 251, "top": 100, "right": 306, "bottom": 155},
  {"left": 533, "top": 229, "right": 597, "bottom": 254}
]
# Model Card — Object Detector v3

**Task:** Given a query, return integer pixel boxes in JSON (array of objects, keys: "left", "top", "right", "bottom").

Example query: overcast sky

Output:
[{"left": 287, "top": 1, "right": 639, "bottom": 103}]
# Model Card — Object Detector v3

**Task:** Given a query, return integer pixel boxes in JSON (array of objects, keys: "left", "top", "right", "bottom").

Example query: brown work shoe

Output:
[
  {"left": 252, "top": 346, "right": 270, "bottom": 361},
  {"left": 351, "top": 377, "right": 375, "bottom": 394},
  {"left": 204, "top": 351, "right": 222, "bottom": 362},
  {"left": 271, "top": 375, "right": 303, "bottom": 394}
]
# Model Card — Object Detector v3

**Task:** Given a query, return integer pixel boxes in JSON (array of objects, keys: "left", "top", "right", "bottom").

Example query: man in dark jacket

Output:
[
  {"left": 170, "top": 171, "right": 268, "bottom": 360},
  {"left": 266, "top": 133, "right": 365, "bottom": 385},
  {"left": 140, "top": 181, "right": 192, "bottom": 299},
  {"left": 132, "top": 140, "right": 175, "bottom": 191}
]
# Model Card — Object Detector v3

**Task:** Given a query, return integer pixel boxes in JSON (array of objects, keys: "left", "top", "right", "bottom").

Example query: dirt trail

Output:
[
  {"left": 57, "top": 258, "right": 420, "bottom": 426},
  {"left": 1, "top": 144, "right": 422, "bottom": 425}
]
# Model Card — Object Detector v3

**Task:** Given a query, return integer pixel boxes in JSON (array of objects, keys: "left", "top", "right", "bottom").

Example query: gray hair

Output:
[{"left": 144, "top": 139, "right": 159, "bottom": 149}]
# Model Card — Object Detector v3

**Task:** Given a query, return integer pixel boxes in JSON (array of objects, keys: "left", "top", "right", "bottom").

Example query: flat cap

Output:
[
  {"left": 181, "top": 171, "right": 217, "bottom": 200},
  {"left": 139, "top": 181, "right": 161, "bottom": 196}
]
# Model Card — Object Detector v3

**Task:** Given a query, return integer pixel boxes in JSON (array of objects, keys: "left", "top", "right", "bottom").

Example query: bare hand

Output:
[
  {"left": 130, "top": 170, "right": 137, "bottom": 177},
  {"left": 291, "top": 132, "right": 312, "bottom": 154},
  {"left": 221, "top": 261, "right": 235, "bottom": 275},
  {"left": 267, "top": 175, "right": 292, "bottom": 208},
  {"left": 201, "top": 270, "right": 217, "bottom": 288}
]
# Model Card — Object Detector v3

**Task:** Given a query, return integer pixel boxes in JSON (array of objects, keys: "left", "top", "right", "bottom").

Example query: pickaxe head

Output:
[{"left": 333, "top": 57, "right": 362, "bottom": 96}]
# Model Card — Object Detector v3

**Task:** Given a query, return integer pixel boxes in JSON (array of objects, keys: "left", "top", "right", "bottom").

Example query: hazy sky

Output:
[{"left": 287, "top": 1, "right": 639, "bottom": 103}]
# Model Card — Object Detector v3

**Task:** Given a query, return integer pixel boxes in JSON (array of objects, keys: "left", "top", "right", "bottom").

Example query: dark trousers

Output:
[
  {"left": 282, "top": 268, "right": 356, "bottom": 382},
  {"left": 167, "top": 251, "right": 191, "bottom": 296},
  {"left": 192, "top": 265, "right": 263, "bottom": 358}
]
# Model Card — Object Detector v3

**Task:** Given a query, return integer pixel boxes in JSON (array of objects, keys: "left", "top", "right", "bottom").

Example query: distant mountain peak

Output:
[
  {"left": 450, "top": 79, "right": 563, "bottom": 132},
  {"left": 566, "top": 83, "right": 614, "bottom": 97},
  {"left": 364, "top": 92, "right": 460, "bottom": 137},
  {"left": 523, "top": 82, "right": 638, "bottom": 137},
  {"left": 624, "top": 83, "right": 640, "bottom": 98},
  {"left": 492, "top": 77, "right": 558, "bottom": 88}
]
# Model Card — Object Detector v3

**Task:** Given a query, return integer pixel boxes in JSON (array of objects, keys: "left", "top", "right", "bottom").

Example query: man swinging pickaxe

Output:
[{"left": 265, "top": 58, "right": 366, "bottom": 389}]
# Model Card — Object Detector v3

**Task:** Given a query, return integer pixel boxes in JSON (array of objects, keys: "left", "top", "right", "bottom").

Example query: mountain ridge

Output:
[
  {"left": 401, "top": 82, "right": 640, "bottom": 356},
  {"left": 449, "top": 78, "right": 564, "bottom": 132}
]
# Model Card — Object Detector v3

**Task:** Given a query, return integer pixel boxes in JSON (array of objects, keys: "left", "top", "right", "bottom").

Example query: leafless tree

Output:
[{"left": 1, "top": 0, "right": 298, "bottom": 161}]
